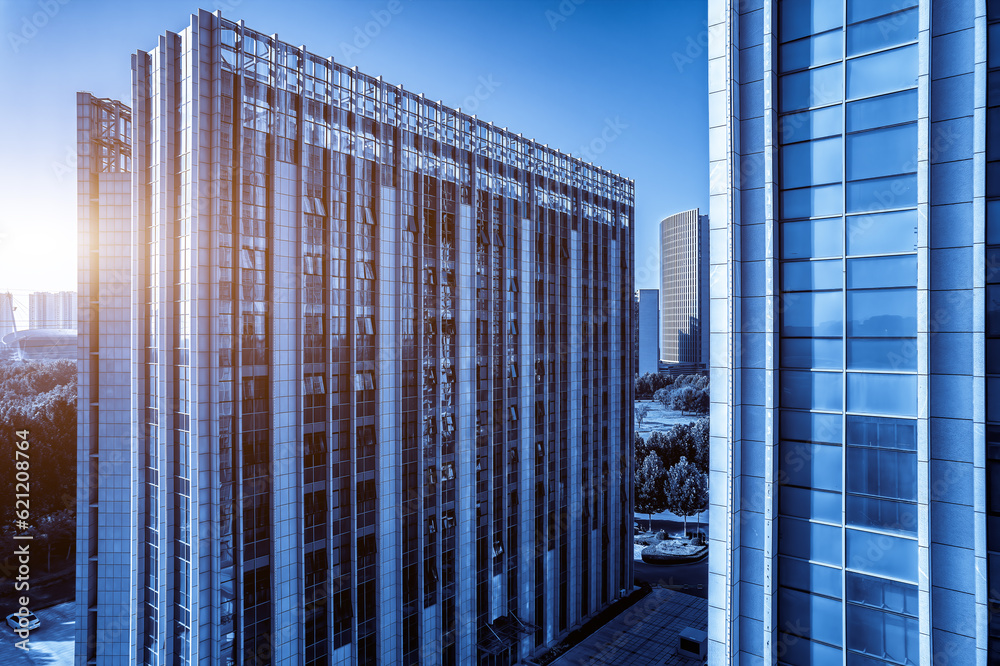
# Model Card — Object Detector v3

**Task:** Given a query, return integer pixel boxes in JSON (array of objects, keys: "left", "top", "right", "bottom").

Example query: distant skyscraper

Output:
[
  {"left": 660, "top": 208, "right": 708, "bottom": 367},
  {"left": 0, "top": 292, "right": 16, "bottom": 342},
  {"left": 710, "top": 1, "right": 990, "bottom": 664},
  {"left": 29, "top": 290, "right": 77, "bottom": 330},
  {"left": 77, "top": 10, "right": 635, "bottom": 665},
  {"left": 75, "top": 92, "right": 133, "bottom": 663},
  {"left": 637, "top": 289, "right": 660, "bottom": 376}
]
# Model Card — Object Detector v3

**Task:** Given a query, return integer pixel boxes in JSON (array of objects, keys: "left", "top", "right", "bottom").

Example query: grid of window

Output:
[
  {"left": 987, "top": 1, "right": 1000, "bottom": 661},
  {"left": 777, "top": 2, "right": 919, "bottom": 664}
]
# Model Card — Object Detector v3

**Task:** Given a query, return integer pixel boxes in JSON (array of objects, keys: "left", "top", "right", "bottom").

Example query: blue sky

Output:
[{"left": 0, "top": 0, "right": 708, "bottom": 303}]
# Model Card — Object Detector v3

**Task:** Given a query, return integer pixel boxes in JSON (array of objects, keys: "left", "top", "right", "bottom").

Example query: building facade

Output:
[
  {"left": 75, "top": 92, "right": 134, "bottom": 662},
  {"left": 637, "top": 288, "right": 660, "bottom": 375},
  {"left": 29, "top": 290, "right": 78, "bottom": 329},
  {"left": 77, "top": 10, "right": 634, "bottom": 665},
  {"left": 660, "top": 208, "right": 708, "bottom": 367},
  {"left": 709, "top": 1, "right": 989, "bottom": 664}
]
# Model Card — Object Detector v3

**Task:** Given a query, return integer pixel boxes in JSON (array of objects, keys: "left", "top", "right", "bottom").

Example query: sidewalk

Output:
[{"left": 550, "top": 588, "right": 707, "bottom": 665}]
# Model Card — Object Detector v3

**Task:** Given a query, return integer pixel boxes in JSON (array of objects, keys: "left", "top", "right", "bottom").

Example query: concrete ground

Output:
[
  {"left": 550, "top": 588, "right": 708, "bottom": 665},
  {"left": 0, "top": 601, "right": 74, "bottom": 664}
]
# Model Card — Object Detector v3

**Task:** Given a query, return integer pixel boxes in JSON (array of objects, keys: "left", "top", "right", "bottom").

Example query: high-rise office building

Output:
[
  {"left": 75, "top": 92, "right": 133, "bottom": 662},
  {"left": 637, "top": 288, "right": 660, "bottom": 375},
  {"left": 660, "top": 208, "right": 708, "bottom": 368},
  {"left": 0, "top": 292, "right": 16, "bottom": 342},
  {"left": 709, "top": 1, "right": 990, "bottom": 664},
  {"left": 77, "top": 10, "right": 634, "bottom": 665},
  {"left": 29, "top": 290, "right": 78, "bottom": 329}
]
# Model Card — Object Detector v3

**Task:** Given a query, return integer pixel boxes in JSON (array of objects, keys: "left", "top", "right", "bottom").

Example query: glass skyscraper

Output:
[
  {"left": 77, "top": 9, "right": 634, "bottom": 665},
  {"left": 659, "top": 208, "right": 708, "bottom": 367},
  {"left": 710, "top": 1, "right": 989, "bottom": 663}
]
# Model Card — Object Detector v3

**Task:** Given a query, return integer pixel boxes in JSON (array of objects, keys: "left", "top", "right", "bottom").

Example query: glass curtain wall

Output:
[{"left": 776, "top": 1, "right": 920, "bottom": 664}]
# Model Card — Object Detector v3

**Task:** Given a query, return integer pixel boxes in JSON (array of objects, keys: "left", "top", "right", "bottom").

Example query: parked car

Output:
[{"left": 6, "top": 611, "right": 39, "bottom": 631}]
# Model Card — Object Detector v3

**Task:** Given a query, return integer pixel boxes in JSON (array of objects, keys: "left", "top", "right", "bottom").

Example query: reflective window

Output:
[
  {"left": 847, "top": 89, "right": 918, "bottom": 133},
  {"left": 780, "top": 557, "right": 843, "bottom": 598},
  {"left": 783, "top": 219, "right": 844, "bottom": 258},
  {"left": 846, "top": 447, "right": 917, "bottom": 500},
  {"left": 846, "top": 528, "right": 918, "bottom": 582},
  {"left": 783, "top": 259, "right": 843, "bottom": 291},
  {"left": 780, "top": 105, "right": 843, "bottom": 144},
  {"left": 779, "top": 633, "right": 843, "bottom": 664},
  {"left": 847, "top": 124, "right": 917, "bottom": 181},
  {"left": 847, "top": 255, "right": 917, "bottom": 289},
  {"left": 778, "top": 587, "right": 844, "bottom": 646},
  {"left": 847, "top": 210, "right": 918, "bottom": 256},
  {"left": 783, "top": 337, "right": 843, "bottom": 369},
  {"left": 781, "top": 409, "right": 844, "bottom": 444},
  {"left": 781, "top": 370, "right": 843, "bottom": 411},
  {"left": 846, "top": 45, "right": 918, "bottom": 100},
  {"left": 781, "top": 64, "right": 844, "bottom": 112},
  {"left": 847, "top": 372, "right": 917, "bottom": 416},
  {"left": 781, "top": 0, "right": 844, "bottom": 43},
  {"left": 847, "top": 8, "right": 918, "bottom": 57},
  {"left": 780, "top": 441, "right": 843, "bottom": 492},
  {"left": 847, "top": 338, "right": 917, "bottom": 371},
  {"left": 846, "top": 415, "right": 916, "bottom": 450},
  {"left": 781, "top": 486, "right": 842, "bottom": 523},
  {"left": 781, "top": 30, "right": 844, "bottom": 72},
  {"left": 846, "top": 173, "right": 917, "bottom": 213},
  {"left": 847, "top": 288, "right": 917, "bottom": 337},
  {"left": 779, "top": 516, "right": 843, "bottom": 566},
  {"left": 847, "top": 495, "right": 917, "bottom": 535},
  {"left": 845, "top": 604, "right": 920, "bottom": 665},
  {"left": 848, "top": 0, "right": 918, "bottom": 24},
  {"left": 782, "top": 291, "right": 843, "bottom": 337},
  {"left": 783, "top": 183, "right": 844, "bottom": 219},
  {"left": 783, "top": 137, "right": 843, "bottom": 188},
  {"left": 846, "top": 571, "right": 918, "bottom": 617}
]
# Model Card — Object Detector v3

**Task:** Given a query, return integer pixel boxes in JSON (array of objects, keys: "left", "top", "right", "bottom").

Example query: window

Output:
[
  {"left": 780, "top": 63, "right": 844, "bottom": 113},
  {"left": 846, "top": 529, "right": 917, "bottom": 582},
  {"left": 778, "top": 516, "right": 842, "bottom": 566},
  {"left": 779, "top": 441, "right": 843, "bottom": 492},
  {"left": 780, "top": 291, "right": 843, "bottom": 337},
  {"left": 782, "top": 137, "right": 842, "bottom": 189},
  {"left": 780, "top": 30, "right": 843, "bottom": 73},
  {"left": 846, "top": 44, "right": 918, "bottom": 100},
  {"left": 847, "top": 123, "right": 917, "bottom": 182},
  {"left": 779, "top": 0, "right": 843, "bottom": 43},
  {"left": 846, "top": 8, "right": 918, "bottom": 57},
  {"left": 846, "top": 210, "right": 917, "bottom": 256},
  {"left": 780, "top": 370, "right": 843, "bottom": 411},
  {"left": 782, "top": 219, "right": 844, "bottom": 258},
  {"left": 782, "top": 183, "right": 843, "bottom": 219}
]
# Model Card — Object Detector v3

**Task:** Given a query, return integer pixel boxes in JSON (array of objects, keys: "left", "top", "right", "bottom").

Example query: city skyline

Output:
[{"left": 0, "top": 0, "right": 709, "bottom": 295}]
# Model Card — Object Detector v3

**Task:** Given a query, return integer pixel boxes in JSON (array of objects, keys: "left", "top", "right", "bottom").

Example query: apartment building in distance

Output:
[{"left": 660, "top": 208, "right": 708, "bottom": 370}]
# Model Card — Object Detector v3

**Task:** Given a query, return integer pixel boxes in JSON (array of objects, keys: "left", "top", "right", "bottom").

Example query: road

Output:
[{"left": 0, "top": 601, "right": 74, "bottom": 664}]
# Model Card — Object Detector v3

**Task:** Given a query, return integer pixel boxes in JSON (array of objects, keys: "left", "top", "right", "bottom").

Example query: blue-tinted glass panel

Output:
[
  {"left": 783, "top": 219, "right": 844, "bottom": 258},
  {"left": 846, "top": 604, "right": 920, "bottom": 665},
  {"left": 781, "top": 30, "right": 844, "bottom": 72},
  {"left": 847, "top": 89, "right": 918, "bottom": 133},
  {"left": 991, "top": 22, "right": 1000, "bottom": 69},
  {"left": 847, "top": 8, "right": 918, "bottom": 56},
  {"left": 783, "top": 259, "right": 843, "bottom": 291},
  {"left": 781, "top": 64, "right": 844, "bottom": 112},
  {"left": 846, "top": 415, "right": 916, "bottom": 450},
  {"left": 988, "top": 339, "right": 1000, "bottom": 374},
  {"left": 780, "top": 633, "right": 843, "bottom": 664},
  {"left": 847, "top": 255, "right": 917, "bottom": 289},
  {"left": 781, "top": 409, "right": 844, "bottom": 444},
  {"left": 847, "top": 210, "right": 918, "bottom": 256},
  {"left": 847, "top": 338, "right": 917, "bottom": 371},
  {"left": 847, "top": 495, "right": 917, "bottom": 535},
  {"left": 783, "top": 137, "right": 843, "bottom": 189},
  {"left": 782, "top": 338, "right": 843, "bottom": 369},
  {"left": 782, "top": 291, "right": 843, "bottom": 337},
  {"left": 846, "top": 45, "right": 918, "bottom": 100},
  {"left": 846, "top": 571, "right": 918, "bottom": 616},
  {"left": 784, "top": 184, "right": 844, "bottom": 219},
  {"left": 847, "top": 372, "right": 917, "bottom": 416},
  {"left": 781, "top": 370, "right": 843, "bottom": 411},
  {"left": 988, "top": 247, "right": 1000, "bottom": 284},
  {"left": 781, "top": 0, "right": 845, "bottom": 42},
  {"left": 780, "top": 105, "right": 843, "bottom": 143},
  {"left": 990, "top": 285, "right": 1000, "bottom": 335},
  {"left": 846, "top": 529, "right": 918, "bottom": 581},
  {"left": 781, "top": 486, "right": 843, "bottom": 523},
  {"left": 846, "top": 447, "right": 917, "bottom": 500},
  {"left": 778, "top": 587, "right": 844, "bottom": 646},
  {"left": 848, "top": 0, "right": 918, "bottom": 23},
  {"left": 989, "top": 377, "right": 1000, "bottom": 423},
  {"left": 779, "top": 557, "right": 843, "bottom": 598},
  {"left": 846, "top": 174, "right": 917, "bottom": 213},
  {"left": 847, "top": 124, "right": 917, "bottom": 181},
  {"left": 779, "top": 516, "right": 843, "bottom": 566},
  {"left": 848, "top": 288, "right": 917, "bottom": 337},
  {"left": 780, "top": 442, "right": 843, "bottom": 492}
]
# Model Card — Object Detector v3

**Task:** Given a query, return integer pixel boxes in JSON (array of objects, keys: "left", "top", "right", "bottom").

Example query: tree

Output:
[
  {"left": 690, "top": 417, "right": 710, "bottom": 474},
  {"left": 635, "top": 403, "right": 651, "bottom": 430},
  {"left": 635, "top": 374, "right": 653, "bottom": 399},
  {"left": 664, "top": 457, "right": 709, "bottom": 538},
  {"left": 634, "top": 453, "right": 668, "bottom": 531}
]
